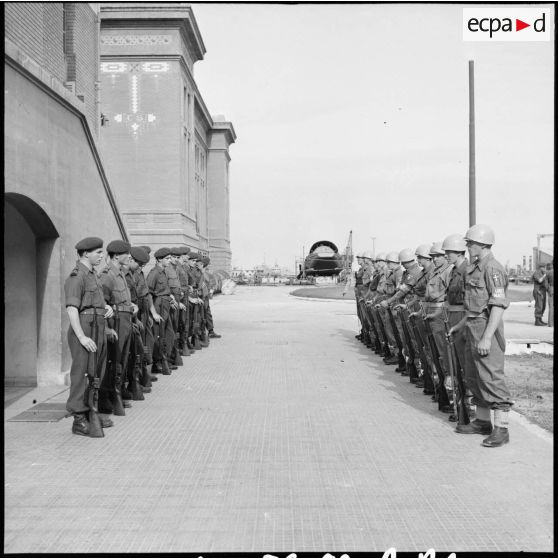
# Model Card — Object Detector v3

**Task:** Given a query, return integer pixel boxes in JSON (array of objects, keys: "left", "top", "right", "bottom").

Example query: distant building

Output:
[{"left": 98, "top": 3, "right": 236, "bottom": 271}]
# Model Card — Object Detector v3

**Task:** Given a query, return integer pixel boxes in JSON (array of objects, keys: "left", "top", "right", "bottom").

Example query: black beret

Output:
[
  {"left": 169, "top": 246, "right": 182, "bottom": 256},
  {"left": 106, "top": 239, "right": 131, "bottom": 254},
  {"left": 75, "top": 236, "right": 103, "bottom": 251},
  {"left": 201, "top": 256, "right": 210, "bottom": 266},
  {"left": 130, "top": 246, "right": 149, "bottom": 264},
  {"left": 183, "top": 246, "right": 191, "bottom": 254},
  {"left": 175, "top": 246, "right": 190, "bottom": 255},
  {"left": 138, "top": 245, "right": 151, "bottom": 254},
  {"left": 189, "top": 252, "right": 199, "bottom": 261},
  {"left": 154, "top": 247, "right": 171, "bottom": 259}
]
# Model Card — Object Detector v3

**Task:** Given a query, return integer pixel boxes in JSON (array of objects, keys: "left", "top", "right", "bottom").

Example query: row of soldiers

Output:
[
  {"left": 64, "top": 237, "right": 221, "bottom": 437},
  {"left": 354, "top": 224, "right": 513, "bottom": 448}
]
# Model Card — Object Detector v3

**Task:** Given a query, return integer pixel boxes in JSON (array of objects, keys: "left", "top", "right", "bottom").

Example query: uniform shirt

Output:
[
  {"left": 146, "top": 264, "right": 171, "bottom": 298},
  {"left": 424, "top": 260, "right": 452, "bottom": 303},
  {"left": 133, "top": 268, "right": 150, "bottom": 300},
  {"left": 165, "top": 264, "right": 182, "bottom": 298},
  {"left": 354, "top": 268, "right": 364, "bottom": 286},
  {"left": 532, "top": 269, "right": 547, "bottom": 292},
  {"left": 200, "top": 270, "right": 210, "bottom": 298},
  {"left": 100, "top": 262, "right": 132, "bottom": 306},
  {"left": 64, "top": 261, "right": 106, "bottom": 311},
  {"left": 384, "top": 266, "right": 403, "bottom": 296},
  {"left": 124, "top": 268, "right": 138, "bottom": 304},
  {"left": 545, "top": 268, "right": 554, "bottom": 296},
  {"left": 447, "top": 258, "right": 468, "bottom": 306},
  {"left": 362, "top": 267, "right": 373, "bottom": 286},
  {"left": 388, "top": 262, "right": 422, "bottom": 303},
  {"left": 413, "top": 267, "right": 431, "bottom": 301},
  {"left": 365, "top": 271, "right": 381, "bottom": 300},
  {"left": 176, "top": 263, "right": 190, "bottom": 299},
  {"left": 375, "top": 268, "right": 389, "bottom": 295},
  {"left": 189, "top": 267, "right": 202, "bottom": 291},
  {"left": 464, "top": 251, "right": 509, "bottom": 316}
]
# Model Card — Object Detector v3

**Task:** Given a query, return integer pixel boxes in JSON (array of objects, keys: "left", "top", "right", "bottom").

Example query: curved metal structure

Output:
[{"left": 301, "top": 240, "right": 344, "bottom": 277}]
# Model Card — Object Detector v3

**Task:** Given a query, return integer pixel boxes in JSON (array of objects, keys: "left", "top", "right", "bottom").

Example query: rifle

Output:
[
  {"left": 386, "top": 304, "right": 405, "bottom": 359},
  {"left": 84, "top": 312, "right": 104, "bottom": 437},
  {"left": 405, "top": 302, "right": 426, "bottom": 380},
  {"left": 441, "top": 306, "right": 470, "bottom": 425},
  {"left": 112, "top": 308, "right": 126, "bottom": 415},
  {"left": 369, "top": 301, "right": 388, "bottom": 354},
  {"left": 396, "top": 304, "right": 420, "bottom": 381},
  {"left": 129, "top": 323, "right": 145, "bottom": 401}
]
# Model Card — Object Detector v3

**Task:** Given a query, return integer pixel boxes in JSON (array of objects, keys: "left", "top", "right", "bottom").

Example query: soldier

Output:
[
  {"left": 166, "top": 248, "right": 185, "bottom": 367},
  {"left": 201, "top": 256, "right": 222, "bottom": 339},
  {"left": 65, "top": 237, "right": 114, "bottom": 436},
  {"left": 532, "top": 262, "right": 548, "bottom": 326},
  {"left": 187, "top": 252, "right": 205, "bottom": 350},
  {"left": 377, "top": 252, "right": 404, "bottom": 368},
  {"left": 175, "top": 246, "right": 192, "bottom": 356},
  {"left": 98, "top": 240, "right": 137, "bottom": 417},
  {"left": 452, "top": 224, "right": 513, "bottom": 447},
  {"left": 354, "top": 253, "right": 366, "bottom": 340},
  {"left": 423, "top": 242, "right": 453, "bottom": 412},
  {"left": 380, "top": 248, "right": 423, "bottom": 379},
  {"left": 367, "top": 253, "right": 389, "bottom": 356},
  {"left": 146, "top": 247, "right": 176, "bottom": 376},
  {"left": 545, "top": 261, "right": 553, "bottom": 327},
  {"left": 358, "top": 251, "right": 375, "bottom": 347},
  {"left": 442, "top": 234, "right": 474, "bottom": 420},
  {"left": 130, "top": 246, "right": 158, "bottom": 388}
]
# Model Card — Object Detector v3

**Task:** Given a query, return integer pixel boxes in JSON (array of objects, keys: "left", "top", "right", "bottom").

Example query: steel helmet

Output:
[
  {"left": 356, "top": 252, "right": 363, "bottom": 259},
  {"left": 464, "top": 224, "right": 495, "bottom": 245},
  {"left": 375, "top": 252, "right": 387, "bottom": 262},
  {"left": 429, "top": 242, "right": 445, "bottom": 256},
  {"left": 442, "top": 233, "right": 467, "bottom": 252},
  {"left": 386, "top": 251, "right": 400, "bottom": 263},
  {"left": 361, "top": 250, "right": 374, "bottom": 260},
  {"left": 398, "top": 248, "right": 415, "bottom": 263},
  {"left": 415, "top": 244, "right": 432, "bottom": 259}
]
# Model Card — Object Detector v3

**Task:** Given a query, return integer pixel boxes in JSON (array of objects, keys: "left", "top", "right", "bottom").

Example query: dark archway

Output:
[{"left": 4, "top": 193, "right": 60, "bottom": 388}]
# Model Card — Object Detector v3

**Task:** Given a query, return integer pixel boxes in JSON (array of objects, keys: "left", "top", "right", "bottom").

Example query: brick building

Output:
[
  {"left": 4, "top": 2, "right": 234, "bottom": 389},
  {"left": 99, "top": 3, "right": 236, "bottom": 271},
  {"left": 4, "top": 3, "right": 127, "bottom": 388}
]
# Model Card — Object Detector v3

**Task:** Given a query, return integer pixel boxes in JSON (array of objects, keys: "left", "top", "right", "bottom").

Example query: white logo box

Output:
[{"left": 463, "top": 7, "right": 552, "bottom": 41}]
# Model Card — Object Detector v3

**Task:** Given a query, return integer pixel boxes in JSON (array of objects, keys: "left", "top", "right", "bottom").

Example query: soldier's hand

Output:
[
  {"left": 131, "top": 303, "right": 139, "bottom": 315},
  {"left": 409, "top": 311, "right": 418, "bottom": 318},
  {"left": 79, "top": 336, "right": 97, "bottom": 352},
  {"left": 394, "top": 304, "right": 404, "bottom": 311},
  {"left": 151, "top": 311, "right": 162, "bottom": 324},
  {"left": 179, "top": 302, "right": 186, "bottom": 311},
  {"left": 380, "top": 300, "right": 389, "bottom": 308},
  {"left": 106, "top": 328, "right": 118, "bottom": 343},
  {"left": 104, "top": 305, "right": 114, "bottom": 319},
  {"left": 425, "top": 313, "right": 434, "bottom": 321},
  {"left": 477, "top": 336, "right": 491, "bottom": 356}
]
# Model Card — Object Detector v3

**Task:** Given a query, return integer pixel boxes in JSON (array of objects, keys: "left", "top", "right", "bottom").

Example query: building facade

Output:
[
  {"left": 4, "top": 2, "right": 234, "bottom": 388},
  {"left": 98, "top": 3, "right": 236, "bottom": 271}
]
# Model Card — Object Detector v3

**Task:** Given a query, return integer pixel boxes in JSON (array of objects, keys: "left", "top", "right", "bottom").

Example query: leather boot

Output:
[
  {"left": 200, "top": 332, "right": 209, "bottom": 348},
  {"left": 208, "top": 331, "right": 221, "bottom": 339},
  {"left": 98, "top": 414, "right": 114, "bottom": 429},
  {"left": 173, "top": 349, "right": 184, "bottom": 367},
  {"left": 396, "top": 354, "right": 407, "bottom": 373},
  {"left": 482, "top": 410, "right": 510, "bottom": 447},
  {"left": 72, "top": 413, "right": 90, "bottom": 437},
  {"left": 161, "top": 358, "right": 172, "bottom": 375},
  {"left": 193, "top": 335, "right": 202, "bottom": 350},
  {"left": 535, "top": 318, "right": 546, "bottom": 326},
  {"left": 455, "top": 419, "right": 493, "bottom": 435},
  {"left": 384, "top": 355, "right": 399, "bottom": 365},
  {"left": 181, "top": 342, "right": 191, "bottom": 357},
  {"left": 141, "top": 363, "right": 153, "bottom": 388},
  {"left": 141, "top": 386, "right": 152, "bottom": 393}
]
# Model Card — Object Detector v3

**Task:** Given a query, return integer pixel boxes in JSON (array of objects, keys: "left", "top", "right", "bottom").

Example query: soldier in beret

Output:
[
  {"left": 175, "top": 246, "right": 192, "bottom": 356},
  {"left": 98, "top": 240, "right": 137, "bottom": 417},
  {"left": 187, "top": 252, "right": 205, "bottom": 350},
  {"left": 166, "top": 248, "right": 185, "bottom": 367},
  {"left": 129, "top": 247, "right": 158, "bottom": 389},
  {"left": 180, "top": 249, "right": 198, "bottom": 353},
  {"left": 202, "top": 256, "right": 221, "bottom": 339},
  {"left": 65, "top": 237, "right": 114, "bottom": 436},
  {"left": 146, "top": 248, "right": 176, "bottom": 375}
]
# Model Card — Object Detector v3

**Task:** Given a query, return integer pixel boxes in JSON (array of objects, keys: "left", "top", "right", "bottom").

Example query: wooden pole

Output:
[{"left": 469, "top": 60, "right": 476, "bottom": 227}]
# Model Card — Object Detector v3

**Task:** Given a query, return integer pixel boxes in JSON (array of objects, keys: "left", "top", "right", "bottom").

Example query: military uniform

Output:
[
  {"left": 99, "top": 253, "right": 134, "bottom": 416},
  {"left": 165, "top": 253, "right": 184, "bottom": 365},
  {"left": 532, "top": 267, "right": 547, "bottom": 325},
  {"left": 65, "top": 261, "right": 107, "bottom": 418}
]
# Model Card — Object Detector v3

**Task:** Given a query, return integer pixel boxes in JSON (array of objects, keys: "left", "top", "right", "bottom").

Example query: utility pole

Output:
[
  {"left": 469, "top": 60, "right": 476, "bottom": 227},
  {"left": 536, "top": 233, "right": 554, "bottom": 267}
]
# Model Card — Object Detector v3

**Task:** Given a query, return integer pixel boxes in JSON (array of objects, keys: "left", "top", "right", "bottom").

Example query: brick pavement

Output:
[{"left": 4, "top": 286, "right": 553, "bottom": 553}]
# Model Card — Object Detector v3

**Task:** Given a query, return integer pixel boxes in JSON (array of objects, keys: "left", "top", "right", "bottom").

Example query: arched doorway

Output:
[{"left": 4, "top": 193, "right": 60, "bottom": 388}]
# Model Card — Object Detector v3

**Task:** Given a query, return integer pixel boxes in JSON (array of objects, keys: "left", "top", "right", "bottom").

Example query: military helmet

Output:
[
  {"left": 386, "top": 251, "right": 400, "bottom": 263},
  {"left": 429, "top": 242, "right": 445, "bottom": 256},
  {"left": 464, "top": 224, "right": 495, "bottom": 245},
  {"left": 356, "top": 252, "right": 364, "bottom": 259},
  {"left": 361, "top": 250, "right": 374, "bottom": 260},
  {"left": 415, "top": 244, "right": 432, "bottom": 259},
  {"left": 375, "top": 252, "right": 387, "bottom": 262},
  {"left": 398, "top": 248, "right": 415, "bottom": 263},
  {"left": 442, "top": 234, "right": 467, "bottom": 252}
]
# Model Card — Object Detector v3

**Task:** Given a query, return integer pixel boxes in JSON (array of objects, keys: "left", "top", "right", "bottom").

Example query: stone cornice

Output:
[
  {"left": 4, "top": 38, "right": 129, "bottom": 242},
  {"left": 99, "top": 3, "right": 206, "bottom": 63},
  {"left": 211, "top": 121, "right": 237, "bottom": 146}
]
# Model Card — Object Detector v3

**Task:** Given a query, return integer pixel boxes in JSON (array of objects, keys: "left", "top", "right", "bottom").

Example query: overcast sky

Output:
[{"left": 192, "top": 3, "right": 554, "bottom": 271}]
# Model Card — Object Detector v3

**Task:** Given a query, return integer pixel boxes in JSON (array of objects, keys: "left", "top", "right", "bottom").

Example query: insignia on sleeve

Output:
[
  {"left": 70, "top": 268, "right": 78, "bottom": 277},
  {"left": 493, "top": 288, "right": 505, "bottom": 298},
  {"left": 492, "top": 273, "right": 504, "bottom": 288}
]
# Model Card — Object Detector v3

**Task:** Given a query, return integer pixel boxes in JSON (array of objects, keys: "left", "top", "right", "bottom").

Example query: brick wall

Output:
[{"left": 4, "top": 2, "right": 99, "bottom": 136}]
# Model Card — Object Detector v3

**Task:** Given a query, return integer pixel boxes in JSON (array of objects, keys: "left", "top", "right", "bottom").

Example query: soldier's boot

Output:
[
  {"left": 396, "top": 353, "right": 407, "bottom": 373},
  {"left": 112, "top": 369, "right": 127, "bottom": 416},
  {"left": 72, "top": 413, "right": 90, "bottom": 437},
  {"left": 192, "top": 335, "right": 202, "bottom": 350},
  {"left": 173, "top": 346, "right": 184, "bottom": 367},
  {"left": 200, "top": 332, "right": 209, "bottom": 348},
  {"left": 141, "top": 363, "right": 153, "bottom": 388},
  {"left": 98, "top": 414, "right": 113, "bottom": 429},
  {"left": 131, "top": 379, "right": 145, "bottom": 401},
  {"left": 482, "top": 410, "right": 510, "bottom": 447},
  {"left": 161, "top": 357, "right": 172, "bottom": 375},
  {"left": 456, "top": 406, "right": 492, "bottom": 434},
  {"left": 535, "top": 318, "right": 547, "bottom": 326},
  {"left": 180, "top": 337, "right": 191, "bottom": 356},
  {"left": 383, "top": 353, "right": 399, "bottom": 365}
]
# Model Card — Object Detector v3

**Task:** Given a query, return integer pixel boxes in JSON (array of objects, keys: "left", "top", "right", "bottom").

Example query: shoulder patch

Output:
[{"left": 70, "top": 268, "right": 79, "bottom": 276}]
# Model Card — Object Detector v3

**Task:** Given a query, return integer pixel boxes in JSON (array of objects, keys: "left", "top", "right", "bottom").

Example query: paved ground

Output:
[{"left": 4, "top": 286, "right": 553, "bottom": 553}]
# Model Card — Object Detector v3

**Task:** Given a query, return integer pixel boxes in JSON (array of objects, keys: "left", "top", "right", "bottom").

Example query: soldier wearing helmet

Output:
[
  {"left": 451, "top": 224, "right": 513, "bottom": 448},
  {"left": 531, "top": 261, "right": 548, "bottom": 326},
  {"left": 354, "top": 252, "right": 367, "bottom": 341},
  {"left": 422, "top": 241, "right": 454, "bottom": 413},
  {"left": 366, "top": 253, "right": 391, "bottom": 356}
]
